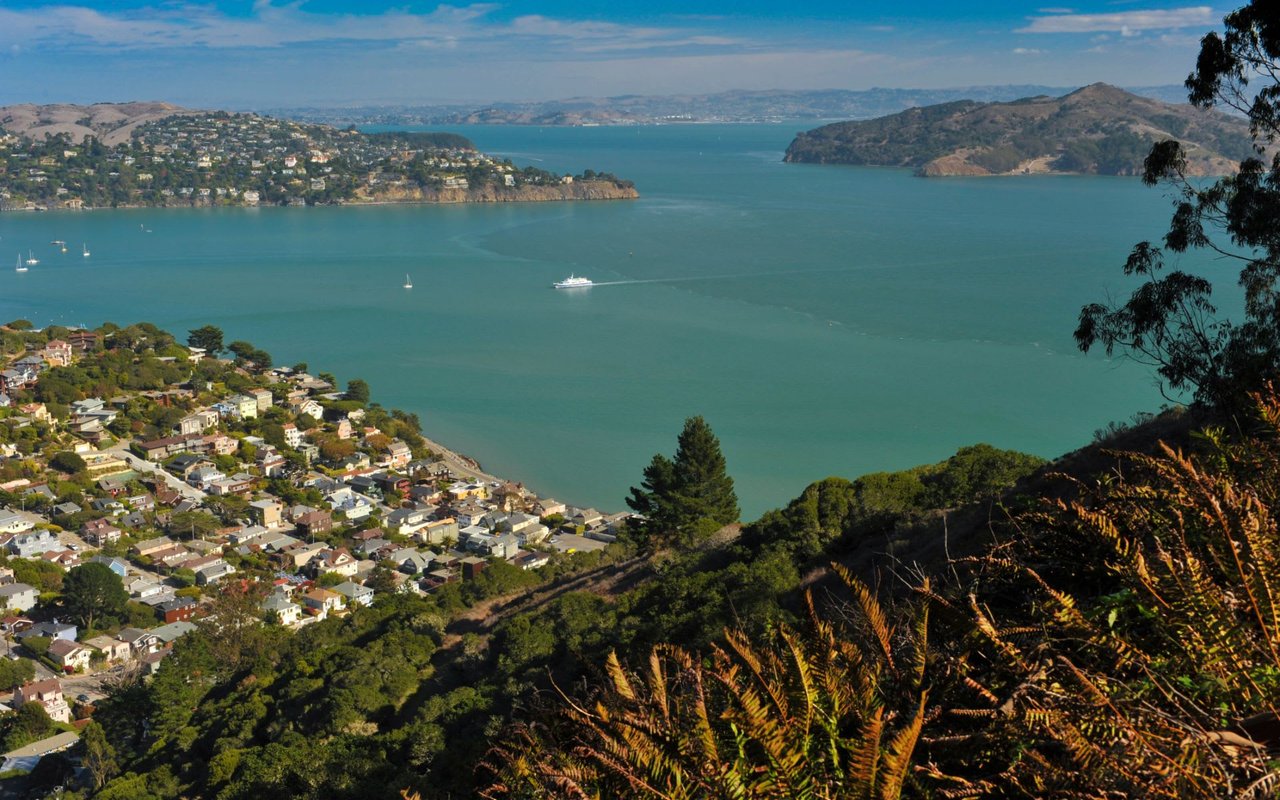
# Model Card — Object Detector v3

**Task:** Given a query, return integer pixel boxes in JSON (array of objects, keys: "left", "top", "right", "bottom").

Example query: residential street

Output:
[{"left": 106, "top": 444, "right": 207, "bottom": 501}]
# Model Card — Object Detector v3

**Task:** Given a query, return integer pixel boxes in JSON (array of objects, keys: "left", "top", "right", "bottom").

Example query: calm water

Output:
[{"left": 0, "top": 124, "right": 1220, "bottom": 518}]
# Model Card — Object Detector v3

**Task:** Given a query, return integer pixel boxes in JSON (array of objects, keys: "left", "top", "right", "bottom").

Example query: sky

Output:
[{"left": 0, "top": 1, "right": 1230, "bottom": 107}]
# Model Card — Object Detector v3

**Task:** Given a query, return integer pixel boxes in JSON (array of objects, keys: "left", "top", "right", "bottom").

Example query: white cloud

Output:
[
  {"left": 1012, "top": 47, "right": 1045, "bottom": 55},
  {"left": 0, "top": 2, "right": 736, "bottom": 57},
  {"left": 1017, "top": 6, "right": 1215, "bottom": 34}
]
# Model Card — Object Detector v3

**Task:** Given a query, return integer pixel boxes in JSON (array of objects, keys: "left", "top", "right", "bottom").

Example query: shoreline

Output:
[{"left": 0, "top": 183, "right": 639, "bottom": 214}]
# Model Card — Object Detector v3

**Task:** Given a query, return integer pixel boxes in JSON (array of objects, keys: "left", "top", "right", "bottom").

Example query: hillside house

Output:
[
  {"left": 0, "top": 583, "right": 37, "bottom": 612},
  {"left": 9, "top": 530, "right": 58, "bottom": 558},
  {"left": 14, "top": 680, "right": 70, "bottom": 723},
  {"left": 263, "top": 592, "right": 301, "bottom": 625},
  {"left": 332, "top": 581, "right": 374, "bottom": 607},
  {"left": 84, "top": 635, "right": 130, "bottom": 663},
  {"left": 0, "top": 511, "right": 36, "bottom": 535},
  {"left": 249, "top": 499, "right": 284, "bottom": 528},
  {"left": 301, "top": 588, "right": 344, "bottom": 619},
  {"left": 82, "top": 518, "right": 122, "bottom": 547},
  {"left": 307, "top": 547, "right": 358, "bottom": 579},
  {"left": 47, "top": 639, "right": 92, "bottom": 672}
]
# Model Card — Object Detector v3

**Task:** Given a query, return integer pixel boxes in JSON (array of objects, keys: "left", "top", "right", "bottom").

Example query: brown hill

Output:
[
  {"left": 784, "top": 83, "right": 1253, "bottom": 176},
  {"left": 0, "top": 101, "right": 193, "bottom": 146}
]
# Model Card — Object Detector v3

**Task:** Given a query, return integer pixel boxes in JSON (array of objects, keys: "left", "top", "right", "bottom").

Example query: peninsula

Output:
[
  {"left": 783, "top": 83, "right": 1254, "bottom": 177},
  {"left": 0, "top": 103, "right": 637, "bottom": 210}
]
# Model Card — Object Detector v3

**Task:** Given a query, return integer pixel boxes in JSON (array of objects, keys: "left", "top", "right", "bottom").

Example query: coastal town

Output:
[
  {"left": 0, "top": 320, "right": 628, "bottom": 778},
  {"left": 0, "top": 103, "right": 636, "bottom": 210}
]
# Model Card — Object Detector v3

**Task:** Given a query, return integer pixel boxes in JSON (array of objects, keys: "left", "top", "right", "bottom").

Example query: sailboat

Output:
[
  {"left": 82, "top": 243, "right": 90, "bottom": 258},
  {"left": 14, "top": 253, "right": 27, "bottom": 273},
  {"left": 24, "top": 250, "right": 38, "bottom": 266},
  {"left": 403, "top": 274, "right": 413, "bottom": 289}
]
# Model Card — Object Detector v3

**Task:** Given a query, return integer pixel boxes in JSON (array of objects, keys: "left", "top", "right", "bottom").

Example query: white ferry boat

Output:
[{"left": 553, "top": 274, "right": 593, "bottom": 289}]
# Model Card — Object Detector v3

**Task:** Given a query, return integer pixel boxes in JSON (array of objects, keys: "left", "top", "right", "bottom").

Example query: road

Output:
[
  {"left": 107, "top": 444, "right": 207, "bottom": 501},
  {"left": 419, "top": 434, "right": 505, "bottom": 485}
]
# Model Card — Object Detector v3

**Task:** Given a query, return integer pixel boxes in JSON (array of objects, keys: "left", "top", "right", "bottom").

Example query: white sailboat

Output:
[
  {"left": 24, "top": 250, "right": 38, "bottom": 266},
  {"left": 82, "top": 243, "right": 90, "bottom": 258},
  {"left": 14, "top": 253, "right": 27, "bottom": 273},
  {"left": 403, "top": 273, "right": 413, "bottom": 289}
]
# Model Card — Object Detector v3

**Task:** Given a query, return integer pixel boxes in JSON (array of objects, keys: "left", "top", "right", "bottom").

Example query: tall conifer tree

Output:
[
  {"left": 626, "top": 416, "right": 738, "bottom": 547},
  {"left": 671, "top": 416, "right": 739, "bottom": 529}
]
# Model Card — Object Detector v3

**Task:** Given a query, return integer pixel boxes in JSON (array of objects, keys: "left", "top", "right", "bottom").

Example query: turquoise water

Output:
[{"left": 0, "top": 124, "right": 1218, "bottom": 518}]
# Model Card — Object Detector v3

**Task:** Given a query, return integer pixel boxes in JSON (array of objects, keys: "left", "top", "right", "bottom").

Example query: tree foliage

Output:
[
  {"left": 48, "top": 450, "right": 87, "bottom": 475},
  {"left": 344, "top": 379, "right": 370, "bottom": 405},
  {"left": 186, "top": 325, "right": 224, "bottom": 354},
  {"left": 83, "top": 720, "right": 120, "bottom": 789},
  {"left": 61, "top": 562, "right": 129, "bottom": 632},
  {"left": 1076, "top": 1, "right": 1280, "bottom": 406},
  {"left": 0, "top": 658, "right": 35, "bottom": 691},
  {"left": 626, "top": 416, "right": 739, "bottom": 547}
]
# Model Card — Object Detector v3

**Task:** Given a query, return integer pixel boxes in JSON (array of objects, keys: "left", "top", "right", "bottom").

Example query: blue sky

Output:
[{"left": 0, "top": 2, "right": 1227, "bottom": 107}]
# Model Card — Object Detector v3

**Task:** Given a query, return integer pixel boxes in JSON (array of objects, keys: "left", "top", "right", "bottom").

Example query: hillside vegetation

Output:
[{"left": 783, "top": 83, "right": 1254, "bottom": 176}]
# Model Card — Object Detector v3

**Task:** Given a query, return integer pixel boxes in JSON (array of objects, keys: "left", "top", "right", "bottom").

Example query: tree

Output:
[
  {"left": 48, "top": 450, "right": 87, "bottom": 475},
  {"left": 0, "top": 657, "right": 35, "bottom": 691},
  {"left": 82, "top": 720, "right": 120, "bottom": 789},
  {"left": 61, "top": 562, "right": 129, "bottom": 632},
  {"left": 366, "top": 563, "right": 399, "bottom": 596},
  {"left": 345, "top": 378, "right": 370, "bottom": 404},
  {"left": 670, "top": 415, "right": 739, "bottom": 529},
  {"left": 625, "top": 453, "right": 676, "bottom": 532},
  {"left": 0, "top": 703, "right": 55, "bottom": 751},
  {"left": 1075, "top": 2, "right": 1280, "bottom": 406},
  {"left": 227, "top": 340, "right": 271, "bottom": 369},
  {"left": 187, "top": 325, "right": 224, "bottom": 354},
  {"left": 168, "top": 510, "right": 221, "bottom": 540},
  {"left": 626, "top": 416, "right": 738, "bottom": 547}
]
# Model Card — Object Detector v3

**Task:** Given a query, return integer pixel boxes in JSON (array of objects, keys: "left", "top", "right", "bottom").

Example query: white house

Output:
[
  {"left": 0, "top": 583, "right": 38, "bottom": 612},
  {"left": 263, "top": 592, "right": 301, "bottom": 625}
]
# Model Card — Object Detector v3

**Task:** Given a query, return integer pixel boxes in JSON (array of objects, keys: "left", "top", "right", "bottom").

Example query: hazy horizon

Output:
[{"left": 0, "top": 2, "right": 1223, "bottom": 108}]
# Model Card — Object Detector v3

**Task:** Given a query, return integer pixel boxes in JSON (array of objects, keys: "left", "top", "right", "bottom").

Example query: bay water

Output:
[{"left": 0, "top": 124, "right": 1215, "bottom": 518}]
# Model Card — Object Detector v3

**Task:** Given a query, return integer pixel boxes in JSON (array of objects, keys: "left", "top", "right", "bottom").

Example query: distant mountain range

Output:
[
  {"left": 264, "top": 85, "right": 1193, "bottom": 127},
  {"left": 782, "top": 83, "right": 1254, "bottom": 177}
]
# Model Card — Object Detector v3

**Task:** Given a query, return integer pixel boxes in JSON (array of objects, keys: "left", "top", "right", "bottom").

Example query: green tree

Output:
[
  {"left": 61, "top": 562, "right": 129, "bottom": 632},
  {"left": 0, "top": 657, "right": 35, "bottom": 690},
  {"left": 168, "top": 510, "right": 221, "bottom": 540},
  {"left": 48, "top": 450, "right": 87, "bottom": 475},
  {"left": 626, "top": 416, "right": 739, "bottom": 547},
  {"left": 227, "top": 340, "right": 271, "bottom": 369},
  {"left": 921, "top": 443, "right": 1046, "bottom": 507},
  {"left": 366, "top": 563, "right": 399, "bottom": 595},
  {"left": 670, "top": 415, "right": 739, "bottom": 530},
  {"left": 345, "top": 378, "right": 370, "bottom": 404},
  {"left": 0, "top": 703, "right": 55, "bottom": 751},
  {"left": 1075, "top": 1, "right": 1280, "bottom": 406},
  {"left": 82, "top": 720, "right": 119, "bottom": 789},
  {"left": 22, "top": 635, "right": 50, "bottom": 658},
  {"left": 187, "top": 325, "right": 224, "bottom": 354},
  {"left": 625, "top": 453, "right": 676, "bottom": 533}
]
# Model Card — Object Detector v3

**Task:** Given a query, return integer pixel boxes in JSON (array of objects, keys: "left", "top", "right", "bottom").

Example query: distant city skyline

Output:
[{"left": 0, "top": 1, "right": 1226, "bottom": 108}]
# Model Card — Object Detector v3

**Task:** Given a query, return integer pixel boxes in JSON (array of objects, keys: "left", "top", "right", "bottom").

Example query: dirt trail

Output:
[{"left": 435, "top": 557, "right": 648, "bottom": 654}]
